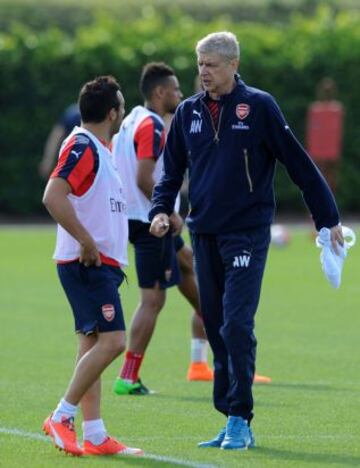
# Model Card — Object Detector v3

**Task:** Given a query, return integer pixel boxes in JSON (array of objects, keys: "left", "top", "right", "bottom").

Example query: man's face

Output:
[
  {"left": 197, "top": 52, "right": 238, "bottom": 95},
  {"left": 162, "top": 76, "right": 183, "bottom": 114},
  {"left": 111, "top": 90, "right": 125, "bottom": 136}
]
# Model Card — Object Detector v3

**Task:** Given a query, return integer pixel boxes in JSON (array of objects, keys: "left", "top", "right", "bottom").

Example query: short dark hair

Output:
[
  {"left": 79, "top": 75, "right": 121, "bottom": 123},
  {"left": 139, "top": 62, "right": 175, "bottom": 100}
]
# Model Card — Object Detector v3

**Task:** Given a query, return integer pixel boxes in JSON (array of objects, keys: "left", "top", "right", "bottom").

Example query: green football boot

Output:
[{"left": 113, "top": 378, "right": 153, "bottom": 395}]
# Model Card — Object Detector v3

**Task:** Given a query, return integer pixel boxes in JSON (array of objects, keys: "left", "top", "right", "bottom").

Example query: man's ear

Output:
[
  {"left": 231, "top": 58, "right": 240, "bottom": 72},
  {"left": 153, "top": 85, "right": 165, "bottom": 99},
  {"left": 109, "top": 108, "right": 117, "bottom": 121}
]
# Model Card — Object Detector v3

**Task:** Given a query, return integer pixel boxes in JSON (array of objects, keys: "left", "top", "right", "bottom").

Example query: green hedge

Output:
[
  {"left": 0, "top": 6, "right": 359, "bottom": 215},
  {"left": 1, "top": 0, "right": 358, "bottom": 34}
]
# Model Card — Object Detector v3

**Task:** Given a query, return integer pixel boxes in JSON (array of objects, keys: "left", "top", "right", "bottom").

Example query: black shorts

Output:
[
  {"left": 57, "top": 262, "right": 126, "bottom": 335},
  {"left": 173, "top": 234, "right": 185, "bottom": 253},
  {"left": 129, "top": 220, "right": 181, "bottom": 289}
]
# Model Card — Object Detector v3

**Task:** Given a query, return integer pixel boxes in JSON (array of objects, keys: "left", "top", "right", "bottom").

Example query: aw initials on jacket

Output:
[{"left": 233, "top": 254, "right": 251, "bottom": 268}]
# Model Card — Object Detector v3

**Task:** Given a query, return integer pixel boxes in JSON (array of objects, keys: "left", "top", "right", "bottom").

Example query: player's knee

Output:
[
  {"left": 99, "top": 334, "right": 126, "bottom": 359},
  {"left": 106, "top": 341, "right": 125, "bottom": 360},
  {"left": 113, "top": 340, "right": 126, "bottom": 357},
  {"left": 142, "top": 299, "right": 164, "bottom": 315},
  {"left": 141, "top": 291, "right": 165, "bottom": 315},
  {"left": 177, "top": 247, "right": 194, "bottom": 275}
]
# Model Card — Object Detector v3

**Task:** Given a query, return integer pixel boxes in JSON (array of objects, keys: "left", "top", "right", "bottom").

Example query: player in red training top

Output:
[{"left": 42, "top": 76, "right": 143, "bottom": 457}]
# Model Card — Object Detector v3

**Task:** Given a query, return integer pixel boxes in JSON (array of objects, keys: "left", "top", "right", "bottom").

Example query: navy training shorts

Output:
[
  {"left": 57, "top": 262, "right": 126, "bottom": 335},
  {"left": 128, "top": 220, "right": 181, "bottom": 289},
  {"left": 173, "top": 233, "right": 185, "bottom": 253}
]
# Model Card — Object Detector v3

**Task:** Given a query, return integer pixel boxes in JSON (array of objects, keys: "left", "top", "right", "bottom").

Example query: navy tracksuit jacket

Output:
[{"left": 149, "top": 75, "right": 340, "bottom": 422}]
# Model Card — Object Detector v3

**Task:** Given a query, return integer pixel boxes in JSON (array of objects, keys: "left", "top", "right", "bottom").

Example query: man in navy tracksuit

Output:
[{"left": 149, "top": 32, "right": 343, "bottom": 450}]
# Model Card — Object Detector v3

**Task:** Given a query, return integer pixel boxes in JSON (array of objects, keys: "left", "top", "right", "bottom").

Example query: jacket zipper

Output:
[
  {"left": 243, "top": 148, "right": 254, "bottom": 193},
  {"left": 202, "top": 102, "right": 223, "bottom": 144}
]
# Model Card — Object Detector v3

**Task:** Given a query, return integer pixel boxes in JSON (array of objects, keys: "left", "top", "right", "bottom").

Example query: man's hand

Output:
[
  {"left": 330, "top": 224, "right": 344, "bottom": 255},
  {"left": 150, "top": 213, "right": 170, "bottom": 237},
  {"left": 79, "top": 236, "right": 101, "bottom": 267},
  {"left": 169, "top": 212, "right": 183, "bottom": 236}
]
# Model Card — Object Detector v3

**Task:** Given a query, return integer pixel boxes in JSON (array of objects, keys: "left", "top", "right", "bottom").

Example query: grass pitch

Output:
[{"left": 0, "top": 225, "right": 359, "bottom": 468}]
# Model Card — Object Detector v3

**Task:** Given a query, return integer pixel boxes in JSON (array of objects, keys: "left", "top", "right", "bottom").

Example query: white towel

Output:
[{"left": 315, "top": 226, "right": 356, "bottom": 288}]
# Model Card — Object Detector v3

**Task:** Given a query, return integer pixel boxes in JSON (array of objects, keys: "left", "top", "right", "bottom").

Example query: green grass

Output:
[{"left": 0, "top": 225, "right": 359, "bottom": 467}]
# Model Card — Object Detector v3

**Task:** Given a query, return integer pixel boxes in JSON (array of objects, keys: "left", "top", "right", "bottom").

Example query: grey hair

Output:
[{"left": 196, "top": 32, "right": 240, "bottom": 60}]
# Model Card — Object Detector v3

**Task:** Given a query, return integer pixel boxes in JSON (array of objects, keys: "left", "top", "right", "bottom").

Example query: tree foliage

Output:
[{"left": 0, "top": 6, "right": 358, "bottom": 215}]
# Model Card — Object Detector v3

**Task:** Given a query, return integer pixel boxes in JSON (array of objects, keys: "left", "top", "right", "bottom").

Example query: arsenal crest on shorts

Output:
[
  {"left": 102, "top": 304, "right": 115, "bottom": 322},
  {"left": 236, "top": 103, "right": 250, "bottom": 120}
]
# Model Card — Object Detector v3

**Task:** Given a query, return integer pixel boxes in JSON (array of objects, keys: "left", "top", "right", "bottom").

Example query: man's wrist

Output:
[
  {"left": 78, "top": 232, "right": 95, "bottom": 248},
  {"left": 149, "top": 207, "right": 171, "bottom": 222}
]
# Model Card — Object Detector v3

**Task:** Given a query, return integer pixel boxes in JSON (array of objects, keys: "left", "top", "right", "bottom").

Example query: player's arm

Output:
[
  {"left": 42, "top": 178, "right": 100, "bottom": 266},
  {"left": 38, "top": 124, "right": 66, "bottom": 179},
  {"left": 136, "top": 157, "right": 184, "bottom": 236},
  {"left": 134, "top": 116, "right": 165, "bottom": 200},
  {"left": 135, "top": 113, "right": 184, "bottom": 236},
  {"left": 137, "top": 158, "right": 156, "bottom": 200},
  {"left": 43, "top": 136, "right": 102, "bottom": 265}
]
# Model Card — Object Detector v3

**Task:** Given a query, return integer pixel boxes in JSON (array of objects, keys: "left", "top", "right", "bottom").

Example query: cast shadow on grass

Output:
[
  {"left": 271, "top": 382, "right": 340, "bottom": 392},
  {"left": 253, "top": 446, "right": 360, "bottom": 466},
  {"left": 155, "top": 393, "right": 292, "bottom": 408},
  {"left": 153, "top": 394, "right": 210, "bottom": 404}
]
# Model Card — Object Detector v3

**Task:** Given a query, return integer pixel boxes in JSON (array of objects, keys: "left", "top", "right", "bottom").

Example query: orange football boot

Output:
[
  {"left": 187, "top": 362, "right": 214, "bottom": 381},
  {"left": 254, "top": 373, "right": 272, "bottom": 384},
  {"left": 83, "top": 436, "right": 143, "bottom": 456},
  {"left": 43, "top": 414, "right": 83, "bottom": 456}
]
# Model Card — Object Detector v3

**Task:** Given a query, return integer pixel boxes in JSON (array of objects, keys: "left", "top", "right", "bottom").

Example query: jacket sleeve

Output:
[
  {"left": 149, "top": 107, "right": 187, "bottom": 221},
  {"left": 263, "top": 94, "right": 340, "bottom": 230}
]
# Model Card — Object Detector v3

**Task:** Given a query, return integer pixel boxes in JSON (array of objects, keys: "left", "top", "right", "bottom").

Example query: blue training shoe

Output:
[
  {"left": 198, "top": 427, "right": 226, "bottom": 448},
  {"left": 249, "top": 426, "right": 256, "bottom": 448},
  {"left": 221, "top": 416, "right": 254, "bottom": 450}
]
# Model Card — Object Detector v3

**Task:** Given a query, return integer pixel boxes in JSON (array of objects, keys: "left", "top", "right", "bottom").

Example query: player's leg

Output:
[
  {"left": 114, "top": 224, "right": 179, "bottom": 395},
  {"left": 175, "top": 240, "right": 213, "bottom": 381},
  {"left": 191, "top": 309, "right": 206, "bottom": 339},
  {"left": 64, "top": 331, "right": 125, "bottom": 405},
  {"left": 77, "top": 334, "right": 100, "bottom": 421},
  {"left": 43, "top": 263, "right": 142, "bottom": 455},
  {"left": 44, "top": 330, "right": 101, "bottom": 456},
  {"left": 128, "top": 286, "right": 166, "bottom": 354},
  {"left": 62, "top": 264, "right": 127, "bottom": 404},
  {"left": 68, "top": 265, "right": 142, "bottom": 456},
  {"left": 113, "top": 286, "right": 166, "bottom": 394},
  {"left": 79, "top": 332, "right": 142, "bottom": 456}
]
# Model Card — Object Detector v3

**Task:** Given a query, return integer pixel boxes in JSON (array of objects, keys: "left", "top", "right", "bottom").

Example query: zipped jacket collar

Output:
[{"left": 199, "top": 74, "right": 245, "bottom": 105}]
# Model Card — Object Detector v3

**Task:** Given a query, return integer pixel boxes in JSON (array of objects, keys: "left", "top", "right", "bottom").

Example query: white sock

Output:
[
  {"left": 82, "top": 418, "right": 107, "bottom": 445},
  {"left": 52, "top": 398, "right": 78, "bottom": 422},
  {"left": 122, "top": 378, "right": 134, "bottom": 384},
  {"left": 191, "top": 338, "right": 208, "bottom": 363}
]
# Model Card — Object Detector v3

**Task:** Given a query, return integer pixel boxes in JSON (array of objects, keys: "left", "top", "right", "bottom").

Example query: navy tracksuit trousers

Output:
[{"left": 192, "top": 226, "right": 270, "bottom": 422}]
